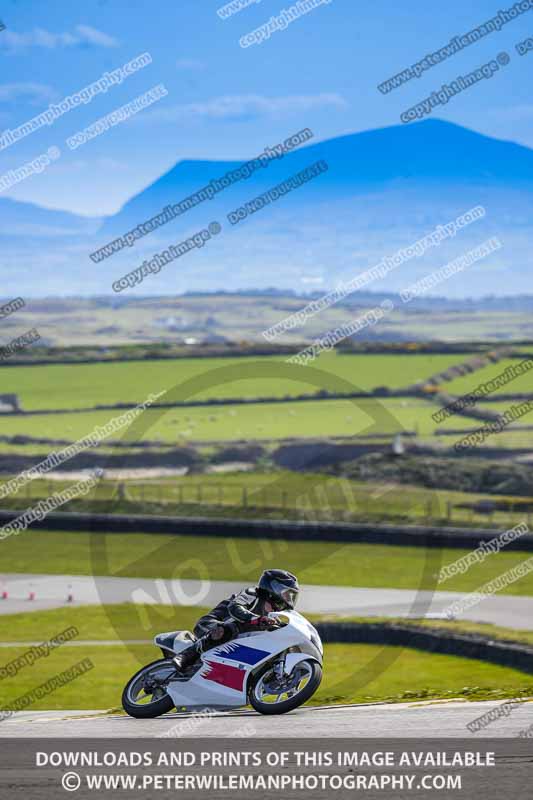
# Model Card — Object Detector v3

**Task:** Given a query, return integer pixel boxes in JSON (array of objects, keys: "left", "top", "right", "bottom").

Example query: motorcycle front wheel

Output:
[
  {"left": 122, "top": 658, "right": 176, "bottom": 719},
  {"left": 248, "top": 659, "right": 322, "bottom": 715}
]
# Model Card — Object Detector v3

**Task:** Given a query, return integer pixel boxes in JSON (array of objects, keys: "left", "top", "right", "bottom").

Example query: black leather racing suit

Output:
[
  {"left": 193, "top": 586, "right": 265, "bottom": 653},
  {"left": 173, "top": 587, "right": 282, "bottom": 670}
]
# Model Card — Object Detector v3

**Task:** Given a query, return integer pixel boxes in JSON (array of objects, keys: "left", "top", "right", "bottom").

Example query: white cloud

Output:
[
  {"left": 0, "top": 24, "right": 118, "bottom": 51},
  {"left": 75, "top": 25, "right": 118, "bottom": 48},
  {"left": 301, "top": 275, "right": 325, "bottom": 285},
  {"left": 0, "top": 82, "right": 56, "bottom": 105},
  {"left": 144, "top": 93, "right": 348, "bottom": 122}
]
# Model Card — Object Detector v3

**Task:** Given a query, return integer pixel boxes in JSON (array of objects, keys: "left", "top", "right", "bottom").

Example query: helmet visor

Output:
[{"left": 271, "top": 580, "right": 299, "bottom": 609}]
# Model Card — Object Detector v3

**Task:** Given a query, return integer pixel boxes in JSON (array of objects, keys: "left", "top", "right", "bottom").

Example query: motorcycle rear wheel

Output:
[
  {"left": 249, "top": 659, "right": 322, "bottom": 715},
  {"left": 122, "top": 658, "right": 175, "bottom": 719}
]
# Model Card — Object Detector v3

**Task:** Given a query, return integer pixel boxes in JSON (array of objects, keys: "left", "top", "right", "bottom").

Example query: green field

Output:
[
  {"left": 0, "top": 349, "right": 529, "bottom": 455},
  {"left": 435, "top": 401, "right": 533, "bottom": 426},
  {"left": 0, "top": 352, "right": 470, "bottom": 411},
  {"left": 432, "top": 400, "right": 533, "bottom": 449},
  {"left": 4, "top": 470, "right": 530, "bottom": 530},
  {"left": 465, "top": 401, "right": 532, "bottom": 421},
  {"left": 0, "top": 346, "right": 531, "bottom": 582},
  {"left": 3, "top": 471, "right": 441, "bottom": 513},
  {"left": 445, "top": 358, "right": 533, "bottom": 397},
  {"left": 0, "top": 606, "right": 531, "bottom": 709},
  {"left": 0, "top": 397, "right": 474, "bottom": 443},
  {"left": 438, "top": 411, "right": 533, "bottom": 450},
  {"left": 3, "top": 529, "right": 533, "bottom": 596}
]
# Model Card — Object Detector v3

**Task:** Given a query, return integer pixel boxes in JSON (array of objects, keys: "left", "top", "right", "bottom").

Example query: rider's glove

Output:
[{"left": 250, "top": 615, "right": 278, "bottom": 630}]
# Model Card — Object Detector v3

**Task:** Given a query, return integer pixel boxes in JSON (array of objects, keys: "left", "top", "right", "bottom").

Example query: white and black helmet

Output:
[{"left": 257, "top": 569, "right": 299, "bottom": 610}]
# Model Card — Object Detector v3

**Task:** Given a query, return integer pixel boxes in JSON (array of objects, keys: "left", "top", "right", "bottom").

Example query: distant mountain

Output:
[
  {"left": 3, "top": 119, "right": 533, "bottom": 296},
  {"left": 103, "top": 118, "right": 533, "bottom": 234}
]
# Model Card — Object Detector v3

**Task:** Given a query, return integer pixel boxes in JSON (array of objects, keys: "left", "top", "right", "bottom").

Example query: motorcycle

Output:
[{"left": 122, "top": 610, "right": 323, "bottom": 717}]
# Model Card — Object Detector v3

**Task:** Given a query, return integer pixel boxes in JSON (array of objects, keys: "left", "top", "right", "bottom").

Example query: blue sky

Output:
[{"left": 1, "top": 0, "right": 533, "bottom": 215}]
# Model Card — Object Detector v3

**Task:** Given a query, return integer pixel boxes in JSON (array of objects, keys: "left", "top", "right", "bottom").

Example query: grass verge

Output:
[
  {"left": 1, "top": 641, "right": 531, "bottom": 711},
  {"left": 0, "top": 605, "right": 532, "bottom": 710},
  {"left": 3, "top": 529, "right": 533, "bottom": 595}
]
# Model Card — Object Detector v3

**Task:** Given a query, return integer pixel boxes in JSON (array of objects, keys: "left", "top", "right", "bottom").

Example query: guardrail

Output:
[
  {"left": 1, "top": 509, "right": 533, "bottom": 550},
  {"left": 315, "top": 621, "right": 533, "bottom": 673},
  {"left": 4, "top": 477, "right": 531, "bottom": 530}
]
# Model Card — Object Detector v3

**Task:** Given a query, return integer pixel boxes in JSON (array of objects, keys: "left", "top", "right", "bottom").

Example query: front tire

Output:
[
  {"left": 122, "top": 658, "right": 175, "bottom": 719},
  {"left": 249, "top": 659, "right": 322, "bottom": 715}
]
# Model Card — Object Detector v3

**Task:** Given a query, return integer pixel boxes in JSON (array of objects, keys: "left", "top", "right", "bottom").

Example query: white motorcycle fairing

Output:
[{"left": 159, "top": 610, "right": 322, "bottom": 710}]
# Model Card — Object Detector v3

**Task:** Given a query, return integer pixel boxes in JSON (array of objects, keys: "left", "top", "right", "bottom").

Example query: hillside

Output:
[{"left": 3, "top": 119, "right": 532, "bottom": 296}]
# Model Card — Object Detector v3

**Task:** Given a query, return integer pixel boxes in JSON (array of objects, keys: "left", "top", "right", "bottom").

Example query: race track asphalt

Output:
[
  {"left": 1, "top": 573, "right": 533, "bottom": 629},
  {"left": 1, "top": 701, "right": 532, "bottom": 738}
]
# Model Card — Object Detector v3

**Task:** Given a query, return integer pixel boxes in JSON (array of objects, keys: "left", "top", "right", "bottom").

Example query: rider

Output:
[{"left": 172, "top": 569, "right": 300, "bottom": 671}]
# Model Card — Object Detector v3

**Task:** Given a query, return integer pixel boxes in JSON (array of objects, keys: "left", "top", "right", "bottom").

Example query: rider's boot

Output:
[
  {"left": 173, "top": 623, "right": 234, "bottom": 673},
  {"left": 173, "top": 642, "right": 201, "bottom": 672}
]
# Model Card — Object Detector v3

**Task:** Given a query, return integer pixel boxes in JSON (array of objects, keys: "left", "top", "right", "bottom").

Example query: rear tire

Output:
[
  {"left": 122, "top": 659, "right": 175, "bottom": 719},
  {"left": 249, "top": 659, "right": 322, "bottom": 715}
]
